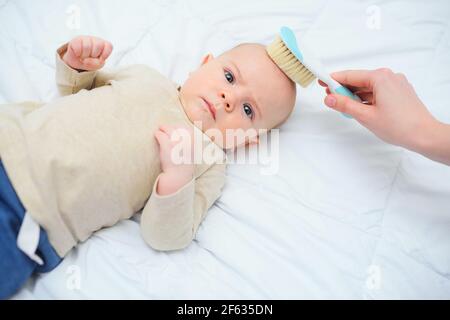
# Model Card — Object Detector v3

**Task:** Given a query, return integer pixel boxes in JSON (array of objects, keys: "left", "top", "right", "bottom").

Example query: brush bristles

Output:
[{"left": 266, "top": 36, "right": 316, "bottom": 88}]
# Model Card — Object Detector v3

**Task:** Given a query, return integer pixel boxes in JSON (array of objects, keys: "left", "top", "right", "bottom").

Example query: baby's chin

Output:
[{"left": 183, "top": 100, "right": 213, "bottom": 130}]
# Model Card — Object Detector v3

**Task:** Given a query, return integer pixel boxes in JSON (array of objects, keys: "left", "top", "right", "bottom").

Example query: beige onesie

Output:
[{"left": 0, "top": 44, "right": 227, "bottom": 257}]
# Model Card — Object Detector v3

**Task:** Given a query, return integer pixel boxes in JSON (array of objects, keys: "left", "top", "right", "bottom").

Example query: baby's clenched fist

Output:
[{"left": 62, "top": 35, "right": 113, "bottom": 71}]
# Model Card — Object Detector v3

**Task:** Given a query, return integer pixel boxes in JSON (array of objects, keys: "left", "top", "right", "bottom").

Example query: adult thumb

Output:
[{"left": 324, "top": 94, "right": 368, "bottom": 120}]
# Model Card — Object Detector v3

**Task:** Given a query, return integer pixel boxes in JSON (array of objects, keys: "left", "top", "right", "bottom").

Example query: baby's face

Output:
[{"left": 179, "top": 43, "right": 296, "bottom": 149}]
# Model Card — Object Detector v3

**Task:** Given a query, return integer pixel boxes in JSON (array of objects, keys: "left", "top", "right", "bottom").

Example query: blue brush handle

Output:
[{"left": 332, "top": 85, "right": 362, "bottom": 119}]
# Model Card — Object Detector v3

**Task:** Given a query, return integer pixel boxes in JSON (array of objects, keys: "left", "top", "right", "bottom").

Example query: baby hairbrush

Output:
[{"left": 266, "top": 26, "right": 362, "bottom": 118}]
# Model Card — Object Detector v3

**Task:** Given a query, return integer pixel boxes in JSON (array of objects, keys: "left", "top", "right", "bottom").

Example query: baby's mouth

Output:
[{"left": 201, "top": 97, "right": 216, "bottom": 120}]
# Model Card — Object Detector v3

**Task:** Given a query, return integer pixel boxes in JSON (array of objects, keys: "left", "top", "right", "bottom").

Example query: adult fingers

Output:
[
  {"left": 324, "top": 93, "right": 373, "bottom": 122},
  {"left": 356, "top": 92, "right": 374, "bottom": 104},
  {"left": 319, "top": 79, "right": 371, "bottom": 95},
  {"left": 330, "top": 69, "right": 377, "bottom": 90}
]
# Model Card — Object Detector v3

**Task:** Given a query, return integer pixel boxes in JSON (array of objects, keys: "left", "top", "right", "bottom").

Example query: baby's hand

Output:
[
  {"left": 154, "top": 125, "right": 195, "bottom": 177},
  {"left": 62, "top": 35, "right": 113, "bottom": 71}
]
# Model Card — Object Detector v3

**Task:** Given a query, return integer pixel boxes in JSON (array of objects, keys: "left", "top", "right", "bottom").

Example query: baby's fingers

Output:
[
  {"left": 154, "top": 130, "right": 170, "bottom": 147},
  {"left": 68, "top": 37, "right": 83, "bottom": 58},
  {"left": 90, "top": 38, "right": 104, "bottom": 58},
  {"left": 80, "top": 58, "right": 104, "bottom": 71},
  {"left": 159, "top": 125, "right": 177, "bottom": 140},
  {"left": 100, "top": 41, "right": 113, "bottom": 61},
  {"left": 80, "top": 37, "right": 93, "bottom": 59}
]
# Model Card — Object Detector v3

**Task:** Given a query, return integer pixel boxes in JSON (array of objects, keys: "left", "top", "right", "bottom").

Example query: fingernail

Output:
[{"left": 325, "top": 95, "right": 336, "bottom": 107}]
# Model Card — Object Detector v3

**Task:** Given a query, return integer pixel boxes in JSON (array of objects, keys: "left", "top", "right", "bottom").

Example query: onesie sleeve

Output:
[
  {"left": 140, "top": 162, "right": 226, "bottom": 251},
  {"left": 55, "top": 43, "right": 122, "bottom": 96}
]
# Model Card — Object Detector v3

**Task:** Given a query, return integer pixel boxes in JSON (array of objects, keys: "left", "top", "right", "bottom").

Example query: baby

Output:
[{"left": 0, "top": 35, "right": 296, "bottom": 298}]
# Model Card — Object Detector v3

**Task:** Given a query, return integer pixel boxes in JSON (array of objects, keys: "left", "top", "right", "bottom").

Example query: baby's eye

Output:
[
  {"left": 243, "top": 103, "right": 254, "bottom": 120},
  {"left": 224, "top": 70, "right": 235, "bottom": 83}
]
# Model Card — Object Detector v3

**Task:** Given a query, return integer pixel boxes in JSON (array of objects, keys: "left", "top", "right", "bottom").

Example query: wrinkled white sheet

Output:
[{"left": 1, "top": 0, "right": 449, "bottom": 299}]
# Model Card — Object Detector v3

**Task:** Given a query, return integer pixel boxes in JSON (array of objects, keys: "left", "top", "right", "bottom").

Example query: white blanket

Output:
[{"left": 1, "top": 0, "right": 449, "bottom": 299}]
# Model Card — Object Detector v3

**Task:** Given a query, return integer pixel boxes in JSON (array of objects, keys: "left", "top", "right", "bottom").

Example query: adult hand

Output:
[{"left": 320, "top": 68, "right": 450, "bottom": 165}]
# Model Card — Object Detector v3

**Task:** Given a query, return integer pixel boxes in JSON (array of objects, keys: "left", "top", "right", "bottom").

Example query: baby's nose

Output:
[{"left": 220, "top": 92, "right": 233, "bottom": 112}]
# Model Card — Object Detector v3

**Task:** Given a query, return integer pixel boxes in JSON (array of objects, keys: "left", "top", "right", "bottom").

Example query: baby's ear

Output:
[{"left": 201, "top": 53, "right": 214, "bottom": 66}]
